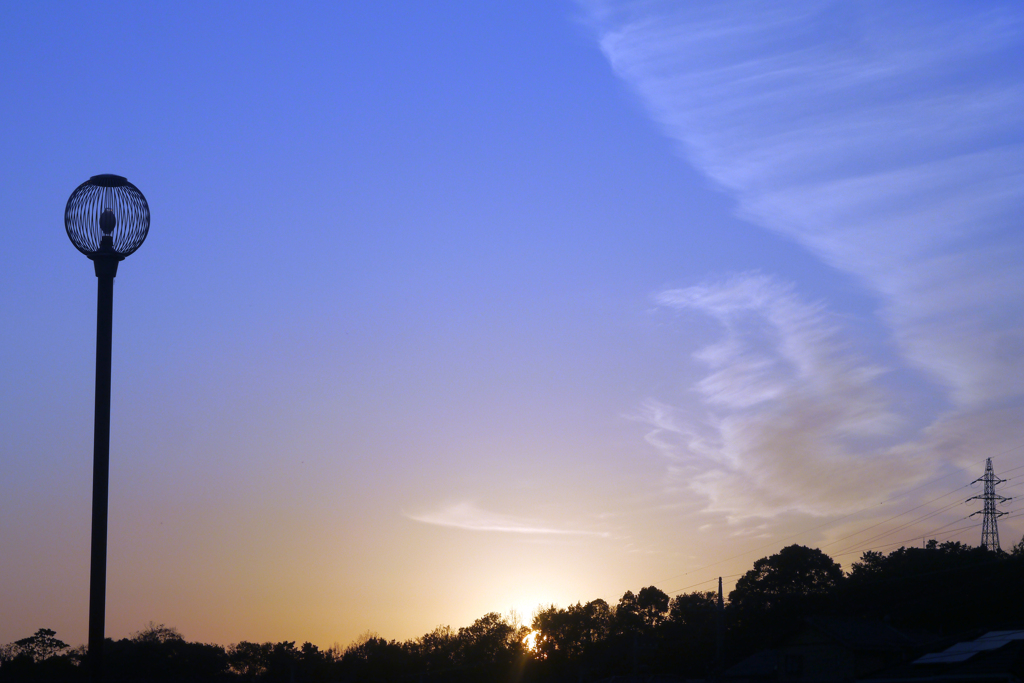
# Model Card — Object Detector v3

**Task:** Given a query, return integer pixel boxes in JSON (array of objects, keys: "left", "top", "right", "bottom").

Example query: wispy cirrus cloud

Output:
[
  {"left": 406, "top": 502, "right": 609, "bottom": 537},
  {"left": 586, "top": 0, "right": 1024, "bottom": 406},
  {"left": 636, "top": 273, "right": 923, "bottom": 520},
  {"left": 585, "top": 1, "right": 1024, "bottom": 521}
]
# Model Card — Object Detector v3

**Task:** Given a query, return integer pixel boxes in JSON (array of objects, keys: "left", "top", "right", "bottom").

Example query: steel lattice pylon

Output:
[{"left": 966, "top": 458, "right": 1010, "bottom": 551}]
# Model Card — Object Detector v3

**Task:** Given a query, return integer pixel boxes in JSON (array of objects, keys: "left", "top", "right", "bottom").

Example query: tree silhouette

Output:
[
  {"left": 131, "top": 623, "right": 184, "bottom": 645},
  {"left": 457, "top": 611, "right": 528, "bottom": 672},
  {"left": 532, "top": 599, "right": 613, "bottom": 679},
  {"left": 731, "top": 545, "right": 843, "bottom": 610},
  {"left": 104, "top": 626, "right": 228, "bottom": 683},
  {"left": 9, "top": 629, "right": 69, "bottom": 663},
  {"left": 616, "top": 586, "right": 670, "bottom": 634},
  {"left": 668, "top": 591, "right": 717, "bottom": 629},
  {"left": 728, "top": 545, "right": 844, "bottom": 656},
  {"left": 1012, "top": 534, "right": 1024, "bottom": 557},
  {"left": 6, "top": 539, "right": 1023, "bottom": 683},
  {"left": 416, "top": 624, "right": 459, "bottom": 673},
  {"left": 844, "top": 540, "right": 1020, "bottom": 632},
  {"left": 229, "top": 641, "right": 270, "bottom": 679},
  {"left": 0, "top": 628, "right": 79, "bottom": 683},
  {"left": 661, "top": 591, "right": 721, "bottom": 676},
  {"left": 341, "top": 634, "right": 412, "bottom": 681}
]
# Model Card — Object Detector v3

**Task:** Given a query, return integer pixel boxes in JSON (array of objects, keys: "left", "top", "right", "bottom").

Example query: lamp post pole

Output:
[
  {"left": 66, "top": 176, "right": 149, "bottom": 682},
  {"left": 88, "top": 253, "right": 116, "bottom": 681}
]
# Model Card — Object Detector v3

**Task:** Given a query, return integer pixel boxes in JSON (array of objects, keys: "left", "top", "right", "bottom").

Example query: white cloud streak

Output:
[{"left": 406, "top": 502, "right": 608, "bottom": 537}]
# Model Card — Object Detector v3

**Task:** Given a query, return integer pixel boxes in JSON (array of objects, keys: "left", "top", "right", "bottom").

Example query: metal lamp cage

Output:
[{"left": 65, "top": 175, "right": 150, "bottom": 257}]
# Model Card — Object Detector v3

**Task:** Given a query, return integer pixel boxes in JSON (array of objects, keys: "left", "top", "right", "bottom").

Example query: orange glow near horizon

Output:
[{"left": 3, "top": 1, "right": 1024, "bottom": 655}]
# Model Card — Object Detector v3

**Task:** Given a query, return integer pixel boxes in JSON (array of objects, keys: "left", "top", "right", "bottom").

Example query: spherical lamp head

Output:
[{"left": 65, "top": 175, "right": 149, "bottom": 259}]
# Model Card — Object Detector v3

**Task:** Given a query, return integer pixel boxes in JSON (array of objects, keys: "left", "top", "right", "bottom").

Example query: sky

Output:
[{"left": 1, "top": 0, "right": 1023, "bottom": 650}]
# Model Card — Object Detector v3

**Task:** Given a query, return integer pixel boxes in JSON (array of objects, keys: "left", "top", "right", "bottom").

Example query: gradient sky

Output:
[{"left": 2, "top": 0, "right": 1023, "bottom": 650}]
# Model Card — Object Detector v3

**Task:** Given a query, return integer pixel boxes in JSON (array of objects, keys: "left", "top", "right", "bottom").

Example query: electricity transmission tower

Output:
[{"left": 966, "top": 458, "right": 1010, "bottom": 551}]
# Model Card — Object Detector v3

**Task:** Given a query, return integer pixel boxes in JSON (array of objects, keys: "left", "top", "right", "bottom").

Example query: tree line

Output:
[{"left": 4, "top": 538, "right": 1023, "bottom": 682}]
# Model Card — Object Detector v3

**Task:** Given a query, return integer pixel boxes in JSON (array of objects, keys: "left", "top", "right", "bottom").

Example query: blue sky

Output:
[{"left": 2, "top": 1, "right": 1022, "bottom": 649}]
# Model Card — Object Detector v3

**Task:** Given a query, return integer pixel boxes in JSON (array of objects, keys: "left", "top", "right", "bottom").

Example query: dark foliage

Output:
[
  {"left": 4, "top": 540, "right": 1022, "bottom": 682},
  {"left": 728, "top": 544, "right": 845, "bottom": 656},
  {"left": 843, "top": 540, "right": 1024, "bottom": 633},
  {"left": 104, "top": 623, "right": 230, "bottom": 683},
  {"left": 662, "top": 591, "right": 720, "bottom": 677}
]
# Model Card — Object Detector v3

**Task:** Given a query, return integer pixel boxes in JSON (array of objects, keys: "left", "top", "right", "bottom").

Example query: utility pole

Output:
[
  {"left": 716, "top": 577, "right": 724, "bottom": 664},
  {"left": 967, "top": 458, "right": 1010, "bottom": 552}
]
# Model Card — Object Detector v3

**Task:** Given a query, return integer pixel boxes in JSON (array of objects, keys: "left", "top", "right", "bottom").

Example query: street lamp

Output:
[{"left": 65, "top": 175, "right": 149, "bottom": 682}]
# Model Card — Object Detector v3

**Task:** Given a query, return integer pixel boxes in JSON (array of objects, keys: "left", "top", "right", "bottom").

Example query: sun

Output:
[{"left": 522, "top": 630, "right": 539, "bottom": 652}]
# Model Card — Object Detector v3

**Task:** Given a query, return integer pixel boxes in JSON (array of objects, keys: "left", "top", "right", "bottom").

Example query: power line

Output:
[
  {"left": 830, "top": 497, "right": 968, "bottom": 558},
  {"left": 651, "top": 455, "right": 994, "bottom": 589},
  {"left": 667, "top": 573, "right": 743, "bottom": 596},
  {"left": 651, "top": 446, "right": 1024, "bottom": 601},
  {"left": 822, "top": 484, "right": 971, "bottom": 553}
]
